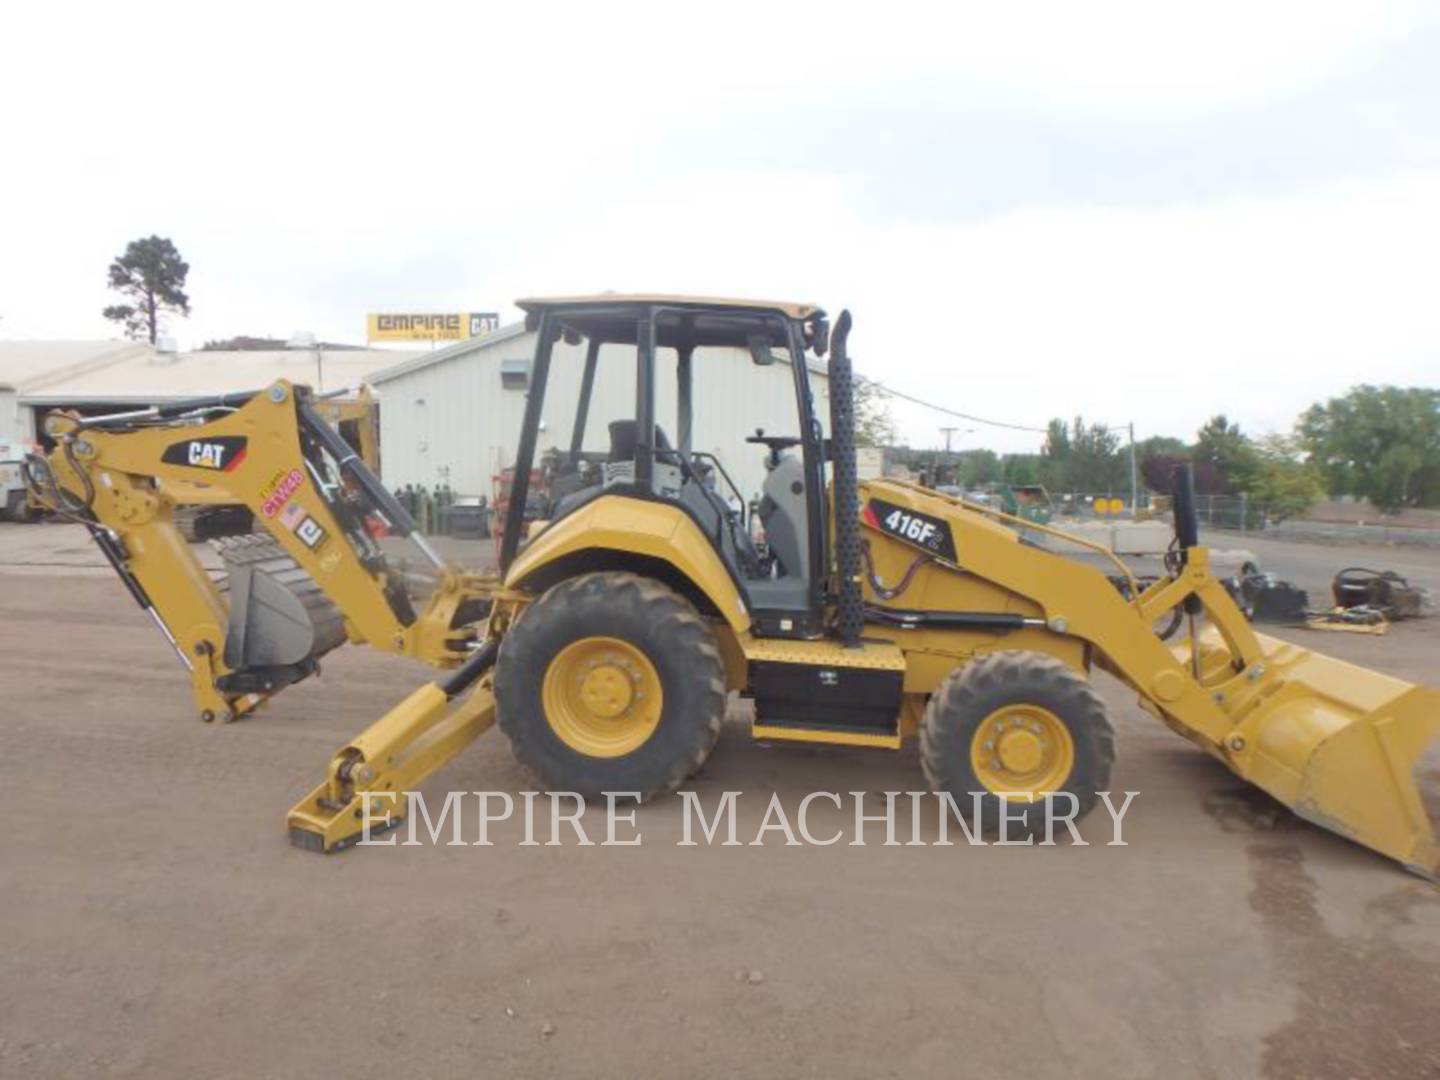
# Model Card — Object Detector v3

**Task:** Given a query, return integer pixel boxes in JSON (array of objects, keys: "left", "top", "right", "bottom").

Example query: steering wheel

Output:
[{"left": 745, "top": 430, "right": 802, "bottom": 453}]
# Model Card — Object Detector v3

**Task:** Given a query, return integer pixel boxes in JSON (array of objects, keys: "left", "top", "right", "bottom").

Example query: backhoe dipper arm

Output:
[{"left": 36, "top": 380, "right": 473, "bottom": 722}]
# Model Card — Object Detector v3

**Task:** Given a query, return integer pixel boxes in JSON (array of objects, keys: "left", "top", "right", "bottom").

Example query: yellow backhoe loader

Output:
[{"left": 26, "top": 296, "right": 1440, "bottom": 877}]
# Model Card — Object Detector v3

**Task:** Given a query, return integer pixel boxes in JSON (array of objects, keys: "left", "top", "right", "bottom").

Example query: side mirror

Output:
[
  {"left": 747, "top": 334, "right": 776, "bottom": 366},
  {"left": 810, "top": 316, "right": 830, "bottom": 357}
]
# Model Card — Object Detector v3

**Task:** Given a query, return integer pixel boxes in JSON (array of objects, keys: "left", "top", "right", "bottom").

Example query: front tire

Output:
[
  {"left": 921, "top": 650, "right": 1114, "bottom": 834},
  {"left": 495, "top": 572, "right": 727, "bottom": 800}
]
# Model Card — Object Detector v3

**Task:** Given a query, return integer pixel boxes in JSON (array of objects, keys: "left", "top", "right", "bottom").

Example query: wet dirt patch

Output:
[
  {"left": 1419, "top": 763, "right": 1440, "bottom": 845},
  {"left": 1202, "top": 785, "right": 1300, "bottom": 835},
  {"left": 1247, "top": 843, "right": 1440, "bottom": 1078}
]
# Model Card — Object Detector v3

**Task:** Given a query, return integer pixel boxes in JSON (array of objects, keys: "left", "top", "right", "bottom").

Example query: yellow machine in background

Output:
[{"left": 28, "top": 296, "right": 1440, "bottom": 878}]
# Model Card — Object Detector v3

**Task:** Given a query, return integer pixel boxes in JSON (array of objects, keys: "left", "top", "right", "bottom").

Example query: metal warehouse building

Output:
[
  {"left": 370, "top": 321, "right": 829, "bottom": 505},
  {"left": 0, "top": 340, "right": 417, "bottom": 445}
]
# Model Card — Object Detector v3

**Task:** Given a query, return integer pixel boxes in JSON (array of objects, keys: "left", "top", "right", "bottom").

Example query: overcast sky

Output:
[{"left": 3, "top": 1, "right": 1438, "bottom": 452}]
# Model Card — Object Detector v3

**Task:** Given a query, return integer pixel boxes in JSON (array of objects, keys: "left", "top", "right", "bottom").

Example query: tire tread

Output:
[
  {"left": 920, "top": 650, "right": 1115, "bottom": 830},
  {"left": 496, "top": 572, "right": 726, "bottom": 800}
]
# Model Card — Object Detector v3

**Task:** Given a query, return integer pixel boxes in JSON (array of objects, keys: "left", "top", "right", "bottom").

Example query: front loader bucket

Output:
[{"left": 1212, "top": 631, "right": 1440, "bottom": 878}]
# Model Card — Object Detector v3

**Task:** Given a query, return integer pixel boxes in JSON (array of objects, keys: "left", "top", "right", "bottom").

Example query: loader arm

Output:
[
  {"left": 870, "top": 479, "right": 1259, "bottom": 747},
  {"left": 865, "top": 479, "right": 1440, "bottom": 877},
  {"left": 31, "top": 380, "right": 493, "bottom": 723}
]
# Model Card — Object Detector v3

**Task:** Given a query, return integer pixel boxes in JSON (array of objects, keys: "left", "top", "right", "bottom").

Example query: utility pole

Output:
[
  {"left": 1128, "top": 421, "right": 1139, "bottom": 517},
  {"left": 936, "top": 426, "right": 959, "bottom": 487}
]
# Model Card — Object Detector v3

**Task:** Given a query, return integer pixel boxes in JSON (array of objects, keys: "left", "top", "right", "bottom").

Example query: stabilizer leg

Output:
[{"left": 288, "top": 642, "right": 500, "bottom": 852}]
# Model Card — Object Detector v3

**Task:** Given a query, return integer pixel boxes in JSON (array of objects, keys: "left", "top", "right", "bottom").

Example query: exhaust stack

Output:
[{"left": 827, "top": 310, "right": 863, "bottom": 647}]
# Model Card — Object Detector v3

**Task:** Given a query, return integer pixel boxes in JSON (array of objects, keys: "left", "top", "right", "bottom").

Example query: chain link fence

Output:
[
  {"left": 1052, "top": 491, "right": 1440, "bottom": 548},
  {"left": 1050, "top": 491, "right": 1159, "bottom": 521}
]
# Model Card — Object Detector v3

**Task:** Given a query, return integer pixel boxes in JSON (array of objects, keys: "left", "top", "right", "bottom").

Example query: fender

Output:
[{"left": 504, "top": 494, "right": 752, "bottom": 633}]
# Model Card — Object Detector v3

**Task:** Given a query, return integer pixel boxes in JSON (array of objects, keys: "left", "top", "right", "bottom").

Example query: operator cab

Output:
[{"left": 505, "top": 295, "right": 831, "bottom": 638}]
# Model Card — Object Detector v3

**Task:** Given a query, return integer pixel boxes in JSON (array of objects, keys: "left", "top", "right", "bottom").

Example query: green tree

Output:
[
  {"left": 1298, "top": 386, "right": 1440, "bottom": 511},
  {"left": 1042, "top": 418, "right": 1071, "bottom": 458},
  {"left": 1135, "top": 435, "right": 1188, "bottom": 458},
  {"left": 1001, "top": 454, "right": 1040, "bottom": 485},
  {"left": 1071, "top": 417, "right": 1123, "bottom": 489},
  {"left": 853, "top": 376, "right": 897, "bottom": 448},
  {"left": 1194, "top": 414, "right": 1258, "bottom": 494},
  {"left": 1039, "top": 418, "right": 1073, "bottom": 489},
  {"left": 1040, "top": 416, "right": 1124, "bottom": 491},
  {"left": 102, "top": 235, "right": 191, "bottom": 344},
  {"left": 954, "top": 448, "right": 999, "bottom": 488},
  {"left": 1135, "top": 435, "right": 1193, "bottom": 494},
  {"left": 1249, "top": 435, "right": 1325, "bottom": 522}
]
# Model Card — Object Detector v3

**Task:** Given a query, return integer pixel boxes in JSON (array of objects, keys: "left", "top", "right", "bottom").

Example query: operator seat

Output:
[
  {"left": 607, "top": 420, "right": 672, "bottom": 461},
  {"left": 606, "top": 420, "right": 763, "bottom": 578},
  {"left": 757, "top": 452, "right": 809, "bottom": 580},
  {"left": 546, "top": 419, "right": 673, "bottom": 518}
]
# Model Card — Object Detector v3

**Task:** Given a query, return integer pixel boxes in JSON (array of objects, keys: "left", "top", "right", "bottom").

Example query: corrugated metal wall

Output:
[
  {"left": 0, "top": 390, "right": 24, "bottom": 443},
  {"left": 377, "top": 330, "right": 828, "bottom": 503}
]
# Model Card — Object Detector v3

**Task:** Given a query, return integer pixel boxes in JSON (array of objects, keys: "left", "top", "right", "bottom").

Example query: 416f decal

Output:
[{"left": 861, "top": 497, "right": 958, "bottom": 561}]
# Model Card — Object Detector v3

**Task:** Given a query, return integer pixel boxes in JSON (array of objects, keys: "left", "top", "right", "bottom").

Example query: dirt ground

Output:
[{"left": 2, "top": 522, "right": 1438, "bottom": 1079}]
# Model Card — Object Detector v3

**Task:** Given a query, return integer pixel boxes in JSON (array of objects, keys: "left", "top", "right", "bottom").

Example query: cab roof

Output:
[{"left": 516, "top": 293, "right": 822, "bottom": 321}]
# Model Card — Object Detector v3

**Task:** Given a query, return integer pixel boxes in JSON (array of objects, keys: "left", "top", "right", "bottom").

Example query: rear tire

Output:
[
  {"left": 495, "top": 572, "right": 727, "bottom": 800},
  {"left": 921, "top": 650, "right": 1114, "bottom": 835}
]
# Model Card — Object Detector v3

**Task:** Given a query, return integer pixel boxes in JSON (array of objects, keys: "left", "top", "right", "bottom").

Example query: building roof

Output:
[
  {"left": 0, "top": 341, "right": 152, "bottom": 393},
  {"left": 5, "top": 340, "right": 421, "bottom": 405},
  {"left": 516, "top": 293, "right": 822, "bottom": 320}
]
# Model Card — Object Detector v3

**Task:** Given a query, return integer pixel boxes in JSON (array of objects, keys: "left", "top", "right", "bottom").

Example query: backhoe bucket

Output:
[{"left": 1212, "top": 631, "right": 1440, "bottom": 878}]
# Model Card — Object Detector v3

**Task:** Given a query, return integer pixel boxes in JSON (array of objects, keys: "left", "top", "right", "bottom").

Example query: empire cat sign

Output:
[{"left": 367, "top": 312, "right": 500, "bottom": 343}]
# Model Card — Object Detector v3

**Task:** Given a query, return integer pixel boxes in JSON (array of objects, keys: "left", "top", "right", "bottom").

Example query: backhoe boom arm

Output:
[{"left": 33, "top": 380, "right": 491, "bottom": 722}]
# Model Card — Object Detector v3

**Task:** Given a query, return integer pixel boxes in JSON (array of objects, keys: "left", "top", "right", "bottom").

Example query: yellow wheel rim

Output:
[
  {"left": 969, "top": 704, "right": 1075, "bottom": 800},
  {"left": 542, "top": 636, "right": 663, "bottom": 758}
]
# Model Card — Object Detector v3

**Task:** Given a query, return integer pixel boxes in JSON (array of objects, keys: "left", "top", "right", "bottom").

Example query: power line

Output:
[{"left": 857, "top": 375, "right": 1050, "bottom": 435}]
